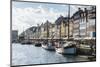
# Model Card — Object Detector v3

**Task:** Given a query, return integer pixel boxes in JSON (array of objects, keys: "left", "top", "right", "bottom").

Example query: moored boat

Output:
[
  {"left": 21, "top": 40, "right": 32, "bottom": 45},
  {"left": 42, "top": 41, "right": 55, "bottom": 50},
  {"left": 55, "top": 41, "right": 77, "bottom": 55},
  {"left": 35, "top": 42, "right": 41, "bottom": 47}
]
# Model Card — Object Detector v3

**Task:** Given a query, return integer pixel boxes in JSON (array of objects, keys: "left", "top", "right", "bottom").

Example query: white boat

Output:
[
  {"left": 55, "top": 5, "right": 77, "bottom": 55},
  {"left": 42, "top": 42, "right": 55, "bottom": 50},
  {"left": 55, "top": 47, "right": 77, "bottom": 55},
  {"left": 55, "top": 41, "right": 77, "bottom": 55}
]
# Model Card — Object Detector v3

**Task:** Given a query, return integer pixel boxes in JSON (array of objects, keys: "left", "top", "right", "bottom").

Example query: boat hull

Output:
[
  {"left": 42, "top": 44, "right": 55, "bottom": 50},
  {"left": 35, "top": 43, "right": 41, "bottom": 47},
  {"left": 55, "top": 47, "right": 77, "bottom": 55},
  {"left": 21, "top": 40, "right": 32, "bottom": 45}
]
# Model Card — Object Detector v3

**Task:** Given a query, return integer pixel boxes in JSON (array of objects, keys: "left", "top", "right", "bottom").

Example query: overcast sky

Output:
[{"left": 12, "top": 1, "right": 92, "bottom": 34}]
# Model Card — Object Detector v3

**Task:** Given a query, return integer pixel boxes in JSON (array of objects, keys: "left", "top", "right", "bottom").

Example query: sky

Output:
[{"left": 12, "top": 1, "right": 92, "bottom": 35}]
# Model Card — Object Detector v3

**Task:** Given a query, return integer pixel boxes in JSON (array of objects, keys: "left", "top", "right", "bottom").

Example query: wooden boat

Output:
[
  {"left": 41, "top": 20, "right": 55, "bottom": 50},
  {"left": 55, "top": 5, "right": 77, "bottom": 55},
  {"left": 55, "top": 41, "right": 77, "bottom": 55},
  {"left": 42, "top": 42, "right": 55, "bottom": 50}
]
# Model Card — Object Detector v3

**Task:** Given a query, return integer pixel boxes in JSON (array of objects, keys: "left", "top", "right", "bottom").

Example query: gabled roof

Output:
[
  {"left": 42, "top": 20, "right": 52, "bottom": 28},
  {"left": 71, "top": 9, "right": 84, "bottom": 20},
  {"left": 55, "top": 16, "right": 68, "bottom": 25},
  {"left": 26, "top": 26, "right": 37, "bottom": 33}
]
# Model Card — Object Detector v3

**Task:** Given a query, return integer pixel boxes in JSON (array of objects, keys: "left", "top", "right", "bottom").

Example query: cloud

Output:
[
  {"left": 12, "top": 4, "right": 67, "bottom": 34},
  {"left": 12, "top": 16, "right": 31, "bottom": 35},
  {"left": 12, "top": 2, "right": 92, "bottom": 35}
]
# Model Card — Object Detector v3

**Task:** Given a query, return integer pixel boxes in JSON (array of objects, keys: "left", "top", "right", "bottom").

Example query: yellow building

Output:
[
  {"left": 60, "top": 21, "right": 66, "bottom": 37},
  {"left": 55, "top": 15, "right": 74, "bottom": 39}
]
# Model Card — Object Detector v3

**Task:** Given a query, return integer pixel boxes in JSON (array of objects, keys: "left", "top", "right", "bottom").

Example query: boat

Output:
[
  {"left": 41, "top": 20, "right": 56, "bottom": 50},
  {"left": 42, "top": 41, "right": 55, "bottom": 50},
  {"left": 21, "top": 40, "right": 32, "bottom": 45},
  {"left": 35, "top": 42, "right": 41, "bottom": 47},
  {"left": 55, "top": 5, "right": 77, "bottom": 55},
  {"left": 55, "top": 41, "right": 77, "bottom": 55}
]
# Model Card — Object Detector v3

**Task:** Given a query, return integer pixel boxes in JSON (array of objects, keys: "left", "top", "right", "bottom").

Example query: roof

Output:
[
  {"left": 71, "top": 9, "right": 84, "bottom": 20},
  {"left": 42, "top": 20, "right": 52, "bottom": 28},
  {"left": 55, "top": 16, "right": 68, "bottom": 25},
  {"left": 26, "top": 26, "right": 37, "bottom": 33}
]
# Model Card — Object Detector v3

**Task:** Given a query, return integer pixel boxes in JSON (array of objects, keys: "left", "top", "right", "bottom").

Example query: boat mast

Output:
[
  {"left": 37, "top": 24, "right": 39, "bottom": 39},
  {"left": 47, "top": 20, "right": 49, "bottom": 42},
  {"left": 68, "top": 5, "right": 70, "bottom": 39}
]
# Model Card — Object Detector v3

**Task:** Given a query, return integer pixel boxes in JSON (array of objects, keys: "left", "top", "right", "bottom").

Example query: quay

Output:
[{"left": 17, "top": 37, "right": 96, "bottom": 57}]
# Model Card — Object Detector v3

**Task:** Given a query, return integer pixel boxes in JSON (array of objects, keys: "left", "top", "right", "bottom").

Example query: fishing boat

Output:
[
  {"left": 42, "top": 41, "right": 55, "bottom": 50},
  {"left": 55, "top": 5, "right": 77, "bottom": 55},
  {"left": 55, "top": 41, "right": 77, "bottom": 55}
]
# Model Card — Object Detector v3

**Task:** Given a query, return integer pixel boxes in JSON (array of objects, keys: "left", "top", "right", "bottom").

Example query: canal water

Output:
[{"left": 12, "top": 43, "right": 89, "bottom": 66}]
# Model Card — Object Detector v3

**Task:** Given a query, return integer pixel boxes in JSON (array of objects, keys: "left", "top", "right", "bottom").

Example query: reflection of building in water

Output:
[{"left": 12, "top": 30, "right": 18, "bottom": 43}]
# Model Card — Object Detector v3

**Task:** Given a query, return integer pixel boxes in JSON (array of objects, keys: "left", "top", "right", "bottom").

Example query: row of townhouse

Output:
[
  {"left": 72, "top": 6, "right": 96, "bottom": 39},
  {"left": 19, "top": 6, "right": 96, "bottom": 40},
  {"left": 32, "top": 16, "right": 73, "bottom": 39}
]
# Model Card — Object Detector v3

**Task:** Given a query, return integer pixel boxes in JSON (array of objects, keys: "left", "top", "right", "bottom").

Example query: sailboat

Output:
[
  {"left": 55, "top": 5, "right": 77, "bottom": 55},
  {"left": 55, "top": 41, "right": 77, "bottom": 55},
  {"left": 42, "top": 21, "right": 55, "bottom": 50},
  {"left": 42, "top": 40, "right": 55, "bottom": 50}
]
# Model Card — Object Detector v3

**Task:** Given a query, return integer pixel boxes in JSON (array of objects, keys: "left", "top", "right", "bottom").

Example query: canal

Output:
[{"left": 12, "top": 43, "right": 89, "bottom": 66}]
